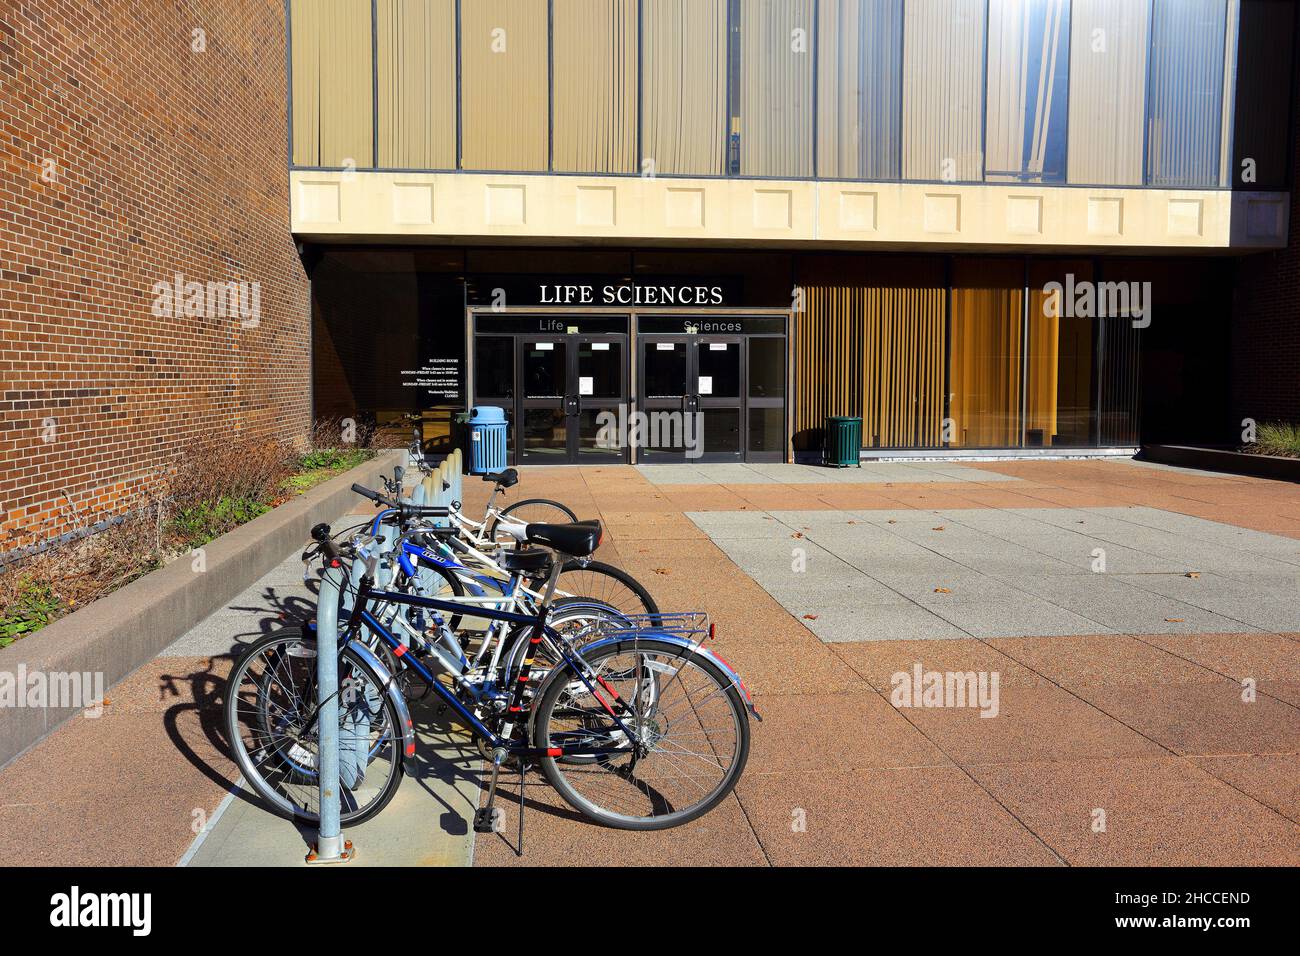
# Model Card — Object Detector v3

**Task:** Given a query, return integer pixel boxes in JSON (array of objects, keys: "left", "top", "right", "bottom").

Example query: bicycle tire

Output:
[
  {"left": 488, "top": 498, "right": 578, "bottom": 542},
  {"left": 554, "top": 559, "right": 660, "bottom": 616},
  {"left": 225, "top": 629, "right": 405, "bottom": 827},
  {"left": 533, "top": 637, "right": 749, "bottom": 831}
]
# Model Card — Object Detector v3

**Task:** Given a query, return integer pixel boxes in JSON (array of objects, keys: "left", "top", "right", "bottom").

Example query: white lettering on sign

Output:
[{"left": 538, "top": 284, "right": 725, "bottom": 306}]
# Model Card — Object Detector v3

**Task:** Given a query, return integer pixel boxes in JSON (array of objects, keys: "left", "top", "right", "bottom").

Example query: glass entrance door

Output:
[
  {"left": 517, "top": 334, "right": 627, "bottom": 464},
  {"left": 695, "top": 337, "right": 743, "bottom": 461}
]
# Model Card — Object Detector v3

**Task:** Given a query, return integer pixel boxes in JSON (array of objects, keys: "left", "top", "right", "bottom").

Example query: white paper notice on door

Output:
[
  {"left": 709, "top": 343, "right": 728, "bottom": 350},
  {"left": 579, "top": 376, "right": 594, "bottom": 395},
  {"left": 698, "top": 376, "right": 713, "bottom": 395},
  {"left": 535, "top": 342, "right": 554, "bottom": 351},
  {"left": 657, "top": 343, "right": 675, "bottom": 351},
  {"left": 592, "top": 342, "right": 610, "bottom": 351}
]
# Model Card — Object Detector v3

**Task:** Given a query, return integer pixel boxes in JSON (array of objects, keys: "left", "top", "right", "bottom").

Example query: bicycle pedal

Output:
[{"left": 472, "top": 807, "right": 496, "bottom": 834}]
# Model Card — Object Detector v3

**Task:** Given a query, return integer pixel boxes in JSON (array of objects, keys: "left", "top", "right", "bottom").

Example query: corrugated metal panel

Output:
[
  {"left": 902, "top": 0, "right": 986, "bottom": 181},
  {"left": 377, "top": 0, "right": 456, "bottom": 170},
  {"left": 816, "top": 0, "right": 903, "bottom": 180},
  {"left": 1146, "top": 0, "right": 1228, "bottom": 187},
  {"left": 1066, "top": 0, "right": 1149, "bottom": 185},
  {"left": 552, "top": 0, "right": 638, "bottom": 174},
  {"left": 291, "top": 0, "right": 374, "bottom": 167},
  {"left": 736, "top": 0, "right": 815, "bottom": 177},
  {"left": 460, "top": 0, "right": 549, "bottom": 171},
  {"left": 985, "top": 0, "right": 1071, "bottom": 183},
  {"left": 641, "top": 0, "right": 728, "bottom": 175}
]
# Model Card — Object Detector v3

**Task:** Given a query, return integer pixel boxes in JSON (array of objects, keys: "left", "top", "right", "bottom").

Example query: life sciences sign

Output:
[{"left": 538, "top": 283, "right": 725, "bottom": 306}]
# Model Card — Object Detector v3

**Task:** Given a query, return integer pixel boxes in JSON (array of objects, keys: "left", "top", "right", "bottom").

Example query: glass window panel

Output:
[
  {"left": 644, "top": 341, "right": 688, "bottom": 397},
  {"left": 290, "top": 0, "right": 374, "bottom": 168},
  {"left": 1028, "top": 261, "right": 1097, "bottom": 446},
  {"left": 641, "top": 0, "right": 728, "bottom": 175},
  {"left": 985, "top": 0, "right": 1070, "bottom": 184},
  {"left": 698, "top": 341, "right": 741, "bottom": 397},
  {"left": 552, "top": 0, "right": 638, "bottom": 173},
  {"left": 460, "top": 0, "right": 549, "bottom": 171},
  {"left": 748, "top": 406, "right": 785, "bottom": 453},
  {"left": 733, "top": 0, "right": 816, "bottom": 177},
  {"left": 376, "top": 0, "right": 456, "bottom": 169},
  {"left": 948, "top": 259, "right": 1025, "bottom": 448},
  {"left": 702, "top": 409, "right": 742, "bottom": 455},
  {"left": 578, "top": 341, "right": 623, "bottom": 399},
  {"left": 1232, "top": 0, "right": 1296, "bottom": 189},
  {"left": 816, "top": 0, "right": 904, "bottom": 180},
  {"left": 1146, "top": 0, "right": 1228, "bottom": 188},
  {"left": 523, "top": 342, "right": 566, "bottom": 398},
  {"left": 902, "top": 0, "right": 986, "bottom": 181},
  {"left": 578, "top": 409, "right": 622, "bottom": 456},
  {"left": 1067, "top": 0, "right": 1149, "bottom": 185},
  {"left": 475, "top": 337, "right": 515, "bottom": 398},
  {"left": 748, "top": 337, "right": 785, "bottom": 398},
  {"left": 522, "top": 409, "right": 568, "bottom": 456}
]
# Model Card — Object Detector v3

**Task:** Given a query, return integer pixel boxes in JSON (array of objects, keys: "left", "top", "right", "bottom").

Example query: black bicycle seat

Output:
[
  {"left": 525, "top": 520, "right": 601, "bottom": 557},
  {"left": 482, "top": 468, "right": 518, "bottom": 488}
]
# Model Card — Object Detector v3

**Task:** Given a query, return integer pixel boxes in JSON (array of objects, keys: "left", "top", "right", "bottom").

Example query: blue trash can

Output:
[{"left": 467, "top": 405, "right": 508, "bottom": 474}]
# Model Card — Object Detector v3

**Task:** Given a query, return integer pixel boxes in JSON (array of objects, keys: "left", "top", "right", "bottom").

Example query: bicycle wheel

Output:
[
  {"left": 406, "top": 555, "right": 465, "bottom": 633},
  {"left": 225, "top": 629, "right": 405, "bottom": 826},
  {"left": 488, "top": 498, "right": 577, "bottom": 544},
  {"left": 551, "top": 560, "right": 659, "bottom": 616},
  {"left": 533, "top": 637, "right": 749, "bottom": 830}
]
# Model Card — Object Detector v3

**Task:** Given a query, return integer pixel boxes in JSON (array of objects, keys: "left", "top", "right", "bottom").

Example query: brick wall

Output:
[
  {"left": 0, "top": 1, "right": 309, "bottom": 551},
  {"left": 1231, "top": 42, "right": 1300, "bottom": 431}
]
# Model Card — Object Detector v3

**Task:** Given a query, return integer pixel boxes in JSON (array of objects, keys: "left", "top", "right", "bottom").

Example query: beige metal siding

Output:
[
  {"left": 290, "top": 0, "right": 374, "bottom": 168},
  {"left": 460, "top": 0, "right": 549, "bottom": 171},
  {"left": 377, "top": 0, "right": 456, "bottom": 170},
  {"left": 641, "top": 0, "right": 728, "bottom": 176},
  {"left": 736, "top": 0, "right": 815, "bottom": 177},
  {"left": 552, "top": 0, "right": 638, "bottom": 174},
  {"left": 1067, "top": 0, "right": 1149, "bottom": 185},
  {"left": 902, "top": 0, "right": 986, "bottom": 181}
]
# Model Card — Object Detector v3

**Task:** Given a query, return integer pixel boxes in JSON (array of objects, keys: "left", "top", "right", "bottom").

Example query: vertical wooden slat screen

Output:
[
  {"left": 460, "top": 0, "right": 550, "bottom": 171},
  {"left": 377, "top": 0, "right": 456, "bottom": 170},
  {"left": 795, "top": 257, "right": 946, "bottom": 449},
  {"left": 291, "top": 0, "right": 374, "bottom": 168},
  {"left": 1067, "top": 0, "right": 1149, "bottom": 185},
  {"left": 902, "top": 0, "right": 986, "bottom": 181},
  {"left": 816, "top": 0, "right": 904, "bottom": 180},
  {"left": 641, "top": 0, "right": 728, "bottom": 175},
  {"left": 1027, "top": 260, "right": 1094, "bottom": 446},
  {"left": 736, "top": 0, "right": 815, "bottom": 177},
  {"left": 552, "top": 0, "right": 638, "bottom": 174},
  {"left": 949, "top": 259, "right": 1024, "bottom": 447}
]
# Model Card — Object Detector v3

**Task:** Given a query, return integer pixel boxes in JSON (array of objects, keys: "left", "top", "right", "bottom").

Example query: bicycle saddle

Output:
[
  {"left": 482, "top": 468, "right": 518, "bottom": 488},
  {"left": 525, "top": 520, "right": 601, "bottom": 557}
]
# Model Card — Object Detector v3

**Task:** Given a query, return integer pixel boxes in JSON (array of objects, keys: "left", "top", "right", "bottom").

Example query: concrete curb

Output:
[
  {"left": 0, "top": 449, "right": 405, "bottom": 769},
  {"left": 1140, "top": 444, "right": 1300, "bottom": 483}
]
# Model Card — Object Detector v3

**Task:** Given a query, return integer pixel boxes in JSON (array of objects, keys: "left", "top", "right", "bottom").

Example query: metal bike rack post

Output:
[{"left": 306, "top": 562, "right": 355, "bottom": 865}]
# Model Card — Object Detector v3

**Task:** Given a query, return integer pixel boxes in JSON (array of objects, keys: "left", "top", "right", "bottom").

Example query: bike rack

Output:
[{"left": 305, "top": 562, "right": 356, "bottom": 865}]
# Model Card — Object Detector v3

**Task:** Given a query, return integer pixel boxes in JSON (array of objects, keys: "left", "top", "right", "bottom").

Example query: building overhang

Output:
[{"left": 290, "top": 170, "right": 1289, "bottom": 255}]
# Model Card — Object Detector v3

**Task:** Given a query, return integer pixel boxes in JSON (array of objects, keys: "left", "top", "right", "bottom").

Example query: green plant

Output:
[
  {"left": 0, "top": 577, "right": 63, "bottom": 646},
  {"left": 1250, "top": 421, "right": 1300, "bottom": 458},
  {"left": 171, "top": 496, "right": 271, "bottom": 547}
]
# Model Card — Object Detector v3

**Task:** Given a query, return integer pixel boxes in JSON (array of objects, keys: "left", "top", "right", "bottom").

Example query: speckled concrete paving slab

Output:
[
  {"left": 688, "top": 506, "right": 1300, "bottom": 639},
  {"left": 184, "top": 703, "right": 479, "bottom": 868}
]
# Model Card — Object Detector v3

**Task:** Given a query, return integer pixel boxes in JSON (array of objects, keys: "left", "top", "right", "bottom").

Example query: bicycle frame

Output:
[{"left": 345, "top": 577, "right": 639, "bottom": 759}]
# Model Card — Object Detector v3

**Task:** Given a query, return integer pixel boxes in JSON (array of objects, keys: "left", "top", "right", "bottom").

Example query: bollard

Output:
[{"left": 306, "top": 561, "right": 355, "bottom": 864}]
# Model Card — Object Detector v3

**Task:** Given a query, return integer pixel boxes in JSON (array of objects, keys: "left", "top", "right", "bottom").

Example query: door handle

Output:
[{"left": 564, "top": 395, "right": 579, "bottom": 416}]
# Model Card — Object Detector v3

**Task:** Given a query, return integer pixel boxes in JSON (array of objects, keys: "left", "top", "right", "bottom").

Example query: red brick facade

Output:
[{"left": 0, "top": 1, "right": 309, "bottom": 550}]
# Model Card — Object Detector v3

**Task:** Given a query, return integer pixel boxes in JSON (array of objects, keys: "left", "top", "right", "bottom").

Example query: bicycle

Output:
[{"left": 224, "top": 492, "right": 757, "bottom": 843}]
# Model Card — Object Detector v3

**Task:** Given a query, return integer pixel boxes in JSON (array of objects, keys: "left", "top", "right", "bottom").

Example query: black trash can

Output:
[{"left": 823, "top": 416, "right": 863, "bottom": 468}]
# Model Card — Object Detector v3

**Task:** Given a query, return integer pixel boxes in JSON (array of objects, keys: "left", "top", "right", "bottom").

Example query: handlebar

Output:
[{"left": 351, "top": 483, "right": 450, "bottom": 520}]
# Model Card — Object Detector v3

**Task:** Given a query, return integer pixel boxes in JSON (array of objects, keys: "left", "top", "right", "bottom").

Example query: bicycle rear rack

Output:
[{"left": 583, "top": 612, "right": 713, "bottom": 648}]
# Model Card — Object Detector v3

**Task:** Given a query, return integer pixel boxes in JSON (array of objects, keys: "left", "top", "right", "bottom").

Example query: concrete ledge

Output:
[
  {"left": 0, "top": 449, "right": 404, "bottom": 769},
  {"left": 1140, "top": 444, "right": 1300, "bottom": 483}
]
